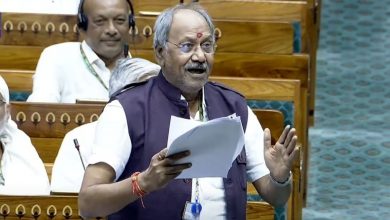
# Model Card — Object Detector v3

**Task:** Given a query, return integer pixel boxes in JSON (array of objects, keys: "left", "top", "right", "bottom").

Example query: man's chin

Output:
[
  {"left": 187, "top": 73, "right": 209, "bottom": 88},
  {"left": 98, "top": 48, "right": 123, "bottom": 60}
]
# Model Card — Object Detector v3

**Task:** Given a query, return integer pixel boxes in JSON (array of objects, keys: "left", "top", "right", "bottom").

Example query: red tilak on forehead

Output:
[{"left": 197, "top": 32, "right": 203, "bottom": 38}]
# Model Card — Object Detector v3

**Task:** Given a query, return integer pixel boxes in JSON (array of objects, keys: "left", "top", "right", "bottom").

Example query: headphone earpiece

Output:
[
  {"left": 77, "top": 0, "right": 135, "bottom": 31},
  {"left": 77, "top": 0, "right": 88, "bottom": 31},
  {"left": 128, "top": 0, "right": 136, "bottom": 30}
]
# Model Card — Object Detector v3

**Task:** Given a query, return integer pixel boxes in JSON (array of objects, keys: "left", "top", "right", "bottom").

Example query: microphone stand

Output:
[{"left": 73, "top": 138, "right": 86, "bottom": 170}]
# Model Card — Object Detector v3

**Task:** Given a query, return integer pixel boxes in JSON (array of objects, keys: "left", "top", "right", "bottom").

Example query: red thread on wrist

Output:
[{"left": 131, "top": 172, "right": 147, "bottom": 208}]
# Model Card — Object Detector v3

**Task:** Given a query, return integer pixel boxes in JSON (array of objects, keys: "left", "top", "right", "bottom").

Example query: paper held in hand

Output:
[{"left": 166, "top": 114, "right": 245, "bottom": 179}]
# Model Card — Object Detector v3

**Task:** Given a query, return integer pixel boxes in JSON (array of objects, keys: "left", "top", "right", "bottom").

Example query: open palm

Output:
[{"left": 264, "top": 126, "right": 299, "bottom": 182}]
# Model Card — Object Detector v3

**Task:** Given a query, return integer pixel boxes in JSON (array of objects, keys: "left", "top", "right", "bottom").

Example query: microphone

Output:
[{"left": 73, "top": 138, "right": 86, "bottom": 170}]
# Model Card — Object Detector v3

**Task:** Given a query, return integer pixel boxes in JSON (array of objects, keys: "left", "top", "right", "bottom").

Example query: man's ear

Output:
[{"left": 155, "top": 47, "right": 165, "bottom": 66}]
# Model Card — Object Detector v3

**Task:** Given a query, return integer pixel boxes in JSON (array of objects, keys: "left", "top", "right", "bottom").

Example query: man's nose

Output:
[
  {"left": 105, "top": 20, "right": 118, "bottom": 36},
  {"left": 191, "top": 45, "right": 206, "bottom": 62}
]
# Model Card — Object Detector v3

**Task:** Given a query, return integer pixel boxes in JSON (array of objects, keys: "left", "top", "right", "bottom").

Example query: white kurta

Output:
[
  {"left": 0, "top": 120, "right": 50, "bottom": 195},
  {"left": 27, "top": 41, "right": 114, "bottom": 103},
  {"left": 0, "top": 75, "right": 50, "bottom": 195},
  {"left": 51, "top": 122, "right": 97, "bottom": 193}
]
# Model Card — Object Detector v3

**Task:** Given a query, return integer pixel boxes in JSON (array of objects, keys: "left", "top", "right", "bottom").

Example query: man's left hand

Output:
[{"left": 264, "top": 125, "right": 299, "bottom": 182}]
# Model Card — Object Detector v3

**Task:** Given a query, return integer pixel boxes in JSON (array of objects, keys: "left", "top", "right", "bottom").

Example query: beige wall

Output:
[{"left": 0, "top": 0, "right": 79, "bottom": 15}]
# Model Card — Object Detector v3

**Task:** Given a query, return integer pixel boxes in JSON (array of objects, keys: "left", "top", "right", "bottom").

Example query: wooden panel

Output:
[
  {"left": 253, "top": 109, "right": 285, "bottom": 144},
  {"left": 0, "top": 45, "right": 43, "bottom": 70},
  {"left": 129, "top": 17, "right": 294, "bottom": 54},
  {"left": 308, "top": 0, "right": 321, "bottom": 126},
  {"left": 44, "top": 163, "right": 53, "bottom": 182},
  {"left": 246, "top": 201, "right": 274, "bottom": 220},
  {"left": 134, "top": 0, "right": 305, "bottom": 22},
  {"left": 0, "top": 13, "right": 79, "bottom": 46},
  {"left": 134, "top": 0, "right": 308, "bottom": 51},
  {"left": 213, "top": 20, "right": 294, "bottom": 54},
  {"left": 0, "top": 196, "right": 91, "bottom": 220},
  {"left": 0, "top": 69, "right": 34, "bottom": 91},
  {"left": 32, "top": 138, "right": 62, "bottom": 163},
  {"left": 10, "top": 102, "right": 104, "bottom": 138},
  {"left": 0, "top": 195, "right": 271, "bottom": 220},
  {"left": 1, "top": 15, "right": 294, "bottom": 54},
  {"left": 212, "top": 53, "right": 309, "bottom": 88},
  {"left": 210, "top": 77, "right": 299, "bottom": 101},
  {"left": 0, "top": 52, "right": 309, "bottom": 88},
  {"left": 9, "top": 102, "right": 105, "bottom": 163}
]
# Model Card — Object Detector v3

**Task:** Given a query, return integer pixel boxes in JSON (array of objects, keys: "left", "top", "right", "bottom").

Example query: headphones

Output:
[{"left": 77, "top": 0, "right": 135, "bottom": 31}]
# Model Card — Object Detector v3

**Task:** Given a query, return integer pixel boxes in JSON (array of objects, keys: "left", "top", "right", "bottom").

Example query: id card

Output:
[{"left": 182, "top": 201, "right": 202, "bottom": 220}]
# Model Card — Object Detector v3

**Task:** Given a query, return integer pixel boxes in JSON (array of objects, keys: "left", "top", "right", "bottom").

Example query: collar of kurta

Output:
[
  {"left": 81, "top": 41, "right": 101, "bottom": 65},
  {"left": 81, "top": 40, "right": 132, "bottom": 66}
]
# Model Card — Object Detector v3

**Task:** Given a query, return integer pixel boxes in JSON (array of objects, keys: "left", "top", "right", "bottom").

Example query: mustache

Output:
[{"left": 185, "top": 62, "right": 208, "bottom": 71}]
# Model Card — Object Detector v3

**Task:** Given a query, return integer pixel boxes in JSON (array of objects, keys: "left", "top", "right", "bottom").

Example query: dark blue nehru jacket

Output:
[{"left": 109, "top": 72, "right": 249, "bottom": 220}]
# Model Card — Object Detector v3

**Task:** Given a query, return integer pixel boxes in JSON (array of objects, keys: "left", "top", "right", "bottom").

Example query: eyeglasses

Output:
[{"left": 167, "top": 41, "right": 216, "bottom": 54}]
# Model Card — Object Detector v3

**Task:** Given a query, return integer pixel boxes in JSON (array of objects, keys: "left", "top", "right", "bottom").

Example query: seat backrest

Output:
[
  {"left": 247, "top": 201, "right": 274, "bottom": 220},
  {"left": 0, "top": 195, "right": 104, "bottom": 220},
  {"left": 210, "top": 76, "right": 301, "bottom": 137},
  {"left": 9, "top": 102, "right": 105, "bottom": 163},
  {"left": 0, "top": 69, "right": 34, "bottom": 92},
  {"left": 252, "top": 109, "right": 285, "bottom": 145},
  {"left": 0, "top": 195, "right": 274, "bottom": 220},
  {"left": 0, "top": 12, "right": 297, "bottom": 70},
  {"left": 133, "top": 0, "right": 308, "bottom": 51}
]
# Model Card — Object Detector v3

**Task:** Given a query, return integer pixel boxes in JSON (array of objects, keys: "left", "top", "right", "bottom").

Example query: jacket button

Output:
[{"left": 183, "top": 179, "right": 192, "bottom": 184}]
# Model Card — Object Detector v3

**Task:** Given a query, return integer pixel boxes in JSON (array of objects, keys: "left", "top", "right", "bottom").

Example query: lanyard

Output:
[
  {"left": 193, "top": 94, "right": 204, "bottom": 216},
  {"left": 79, "top": 44, "right": 109, "bottom": 91}
]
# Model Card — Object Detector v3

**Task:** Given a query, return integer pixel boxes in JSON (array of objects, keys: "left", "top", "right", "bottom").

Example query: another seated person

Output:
[
  {"left": 0, "top": 76, "right": 50, "bottom": 195},
  {"left": 27, "top": 0, "right": 159, "bottom": 103},
  {"left": 78, "top": 3, "right": 299, "bottom": 219},
  {"left": 50, "top": 58, "right": 159, "bottom": 193}
]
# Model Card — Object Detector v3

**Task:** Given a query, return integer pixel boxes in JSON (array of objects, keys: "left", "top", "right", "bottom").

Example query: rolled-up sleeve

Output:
[
  {"left": 88, "top": 100, "right": 132, "bottom": 181},
  {"left": 245, "top": 106, "right": 270, "bottom": 182}
]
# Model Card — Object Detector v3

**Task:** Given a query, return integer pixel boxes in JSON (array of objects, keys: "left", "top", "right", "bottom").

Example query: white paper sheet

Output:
[{"left": 166, "top": 114, "right": 245, "bottom": 179}]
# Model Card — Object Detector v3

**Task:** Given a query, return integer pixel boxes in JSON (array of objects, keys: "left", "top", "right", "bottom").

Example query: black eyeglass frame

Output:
[{"left": 167, "top": 40, "right": 217, "bottom": 54}]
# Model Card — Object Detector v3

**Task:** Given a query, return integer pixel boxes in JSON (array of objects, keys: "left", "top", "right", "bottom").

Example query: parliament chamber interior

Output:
[{"left": 0, "top": 0, "right": 388, "bottom": 219}]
